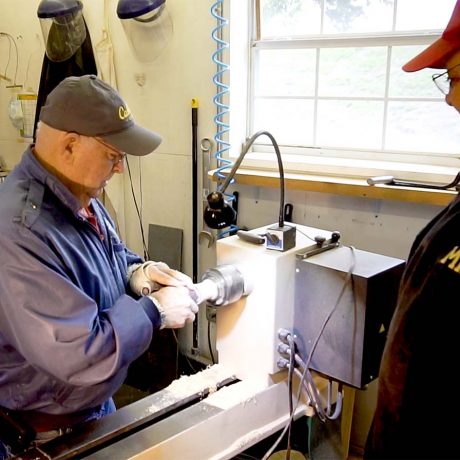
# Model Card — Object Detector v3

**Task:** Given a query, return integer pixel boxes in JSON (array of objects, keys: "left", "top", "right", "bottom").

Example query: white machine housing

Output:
[{"left": 215, "top": 223, "right": 334, "bottom": 386}]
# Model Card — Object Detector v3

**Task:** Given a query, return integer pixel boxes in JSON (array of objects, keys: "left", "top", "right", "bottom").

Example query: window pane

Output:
[
  {"left": 386, "top": 101, "right": 460, "bottom": 153},
  {"left": 319, "top": 48, "right": 387, "bottom": 97},
  {"left": 260, "top": 0, "right": 321, "bottom": 38},
  {"left": 252, "top": 0, "right": 455, "bottom": 166},
  {"left": 253, "top": 98, "right": 315, "bottom": 145},
  {"left": 317, "top": 100, "right": 383, "bottom": 149},
  {"left": 324, "top": 0, "right": 394, "bottom": 34},
  {"left": 396, "top": 0, "right": 456, "bottom": 31},
  {"left": 256, "top": 49, "right": 316, "bottom": 96},
  {"left": 389, "top": 45, "right": 441, "bottom": 98}
]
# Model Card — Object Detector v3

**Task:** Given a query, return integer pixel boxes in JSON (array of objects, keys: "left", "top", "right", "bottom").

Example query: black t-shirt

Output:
[{"left": 366, "top": 194, "right": 460, "bottom": 459}]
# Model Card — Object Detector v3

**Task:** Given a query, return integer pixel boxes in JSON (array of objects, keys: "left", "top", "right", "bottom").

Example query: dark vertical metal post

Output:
[{"left": 191, "top": 98, "right": 199, "bottom": 351}]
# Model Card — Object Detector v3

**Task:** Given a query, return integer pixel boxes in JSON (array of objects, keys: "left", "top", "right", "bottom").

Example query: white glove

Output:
[
  {"left": 130, "top": 261, "right": 193, "bottom": 296},
  {"left": 149, "top": 286, "right": 199, "bottom": 329}
]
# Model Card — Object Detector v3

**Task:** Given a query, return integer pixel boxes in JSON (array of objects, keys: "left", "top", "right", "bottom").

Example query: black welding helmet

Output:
[{"left": 37, "top": 0, "right": 86, "bottom": 62}]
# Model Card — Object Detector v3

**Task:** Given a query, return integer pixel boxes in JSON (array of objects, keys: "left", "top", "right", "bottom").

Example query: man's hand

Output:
[
  {"left": 130, "top": 261, "right": 193, "bottom": 296},
  {"left": 149, "top": 286, "right": 199, "bottom": 329},
  {"left": 147, "top": 262, "right": 193, "bottom": 289}
]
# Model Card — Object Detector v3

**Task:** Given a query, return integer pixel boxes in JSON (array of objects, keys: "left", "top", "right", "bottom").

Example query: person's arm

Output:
[
  {"left": 92, "top": 200, "right": 193, "bottom": 293},
  {"left": 0, "top": 234, "right": 157, "bottom": 407}
]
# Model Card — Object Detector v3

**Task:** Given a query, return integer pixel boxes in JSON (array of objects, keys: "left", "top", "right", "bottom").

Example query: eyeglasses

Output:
[
  {"left": 432, "top": 63, "right": 460, "bottom": 95},
  {"left": 93, "top": 137, "right": 127, "bottom": 165}
]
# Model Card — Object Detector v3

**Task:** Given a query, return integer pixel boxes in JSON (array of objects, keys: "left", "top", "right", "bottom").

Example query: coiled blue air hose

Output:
[{"left": 211, "top": 0, "right": 238, "bottom": 237}]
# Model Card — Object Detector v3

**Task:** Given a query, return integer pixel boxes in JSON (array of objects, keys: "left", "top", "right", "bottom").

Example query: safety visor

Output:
[{"left": 38, "top": 0, "right": 86, "bottom": 62}]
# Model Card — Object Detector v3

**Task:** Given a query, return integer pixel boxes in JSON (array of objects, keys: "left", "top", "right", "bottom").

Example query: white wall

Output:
[
  {"left": 231, "top": 184, "right": 441, "bottom": 259},
  {"left": 0, "top": 0, "right": 445, "bottom": 452},
  {"left": 0, "top": 1, "right": 43, "bottom": 168}
]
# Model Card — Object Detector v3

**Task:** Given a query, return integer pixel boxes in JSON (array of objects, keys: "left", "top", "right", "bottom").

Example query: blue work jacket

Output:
[{"left": 0, "top": 147, "right": 160, "bottom": 414}]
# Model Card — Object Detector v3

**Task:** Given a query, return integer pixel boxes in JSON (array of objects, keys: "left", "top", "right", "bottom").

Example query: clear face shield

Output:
[
  {"left": 117, "top": 0, "right": 173, "bottom": 63},
  {"left": 38, "top": 0, "right": 86, "bottom": 62}
]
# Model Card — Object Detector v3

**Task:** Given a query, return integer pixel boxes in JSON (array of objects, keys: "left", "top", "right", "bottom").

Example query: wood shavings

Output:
[
  {"left": 144, "top": 364, "right": 234, "bottom": 415},
  {"left": 165, "top": 364, "right": 234, "bottom": 398},
  {"left": 204, "top": 379, "right": 264, "bottom": 410}
]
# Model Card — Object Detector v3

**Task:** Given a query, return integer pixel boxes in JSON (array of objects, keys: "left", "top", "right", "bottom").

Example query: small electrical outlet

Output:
[{"left": 206, "top": 305, "right": 217, "bottom": 323}]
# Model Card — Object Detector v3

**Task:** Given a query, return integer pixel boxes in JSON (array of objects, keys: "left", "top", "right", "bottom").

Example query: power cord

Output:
[
  {"left": 125, "top": 157, "right": 149, "bottom": 260},
  {"left": 125, "top": 158, "right": 200, "bottom": 376},
  {"left": 208, "top": 318, "right": 216, "bottom": 364},
  {"left": 262, "top": 245, "right": 356, "bottom": 459}
]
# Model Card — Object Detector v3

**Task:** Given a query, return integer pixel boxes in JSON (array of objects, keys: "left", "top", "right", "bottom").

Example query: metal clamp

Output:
[
  {"left": 199, "top": 230, "right": 215, "bottom": 248},
  {"left": 296, "top": 231, "right": 341, "bottom": 259}
]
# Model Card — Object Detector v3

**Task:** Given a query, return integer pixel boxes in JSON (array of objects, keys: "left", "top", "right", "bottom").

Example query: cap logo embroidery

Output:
[{"left": 119, "top": 106, "right": 131, "bottom": 120}]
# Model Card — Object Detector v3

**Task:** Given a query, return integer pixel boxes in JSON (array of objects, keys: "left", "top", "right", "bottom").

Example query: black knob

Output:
[
  {"left": 314, "top": 235, "right": 326, "bottom": 246},
  {"left": 331, "top": 231, "right": 341, "bottom": 243}
]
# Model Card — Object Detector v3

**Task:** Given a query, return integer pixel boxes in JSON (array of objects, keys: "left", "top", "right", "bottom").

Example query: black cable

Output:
[
  {"left": 207, "top": 317, "right": 216, "bottom": 364},
  {"left": 171, "top": 330, "right": 198, "bottom": 374},
  {"left": 126, "top": 158, "right": 149, "bottom": 260},
  {"left": 125, "top": 159, "right": 201, "bottom": 376},
  {"left": 174, "top": 329, "right": 179, "bottom": 379},
  {"left": 138, "top": 157, "right": 146, "bottom": 256},
  {"left": 217, "top": 130, "right": 286, "bottom": 228}
]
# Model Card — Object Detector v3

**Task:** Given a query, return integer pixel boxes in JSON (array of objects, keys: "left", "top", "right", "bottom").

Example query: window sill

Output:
[{"left": 211, "top": 167, "right": 456, "bottom": 206}]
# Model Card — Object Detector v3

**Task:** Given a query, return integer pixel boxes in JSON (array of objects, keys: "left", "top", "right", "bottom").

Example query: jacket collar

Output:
[{"left": 21, "top": 146, "right": 87, "bottom": 216}]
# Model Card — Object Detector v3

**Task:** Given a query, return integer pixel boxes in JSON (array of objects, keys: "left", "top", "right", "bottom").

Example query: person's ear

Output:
[{"left": 63, "top": 132, "right": 79, "bottom": 157}]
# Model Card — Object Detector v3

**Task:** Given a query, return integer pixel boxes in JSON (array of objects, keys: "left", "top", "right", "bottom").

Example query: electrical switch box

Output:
[{"left": 293, "top": 246, "right": 405, "bottom": 389}]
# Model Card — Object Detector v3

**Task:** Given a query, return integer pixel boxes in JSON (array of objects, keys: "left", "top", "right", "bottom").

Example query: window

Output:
[{"left": 232, "top": 0, "right": 460, "bottom": 182}]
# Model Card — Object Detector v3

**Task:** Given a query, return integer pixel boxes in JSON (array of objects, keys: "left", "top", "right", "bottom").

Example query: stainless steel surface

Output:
[
  {"left": 86, "top": 400, "right": 223, "bottom": 459},
  {"left": 294, "top": 245, "right": 405, "bottom": 388},
  {"left": 85, "top": 380, "right": 309, "bottom": 460},
  {"left": 15, "top": 380, "right": 307, "bottom": 460},
  {"left": 14, "top": 369, "right": 237, "bottom": 460},
  {"left": 202, "top": 264, "right": 246, "bottom": 307}
]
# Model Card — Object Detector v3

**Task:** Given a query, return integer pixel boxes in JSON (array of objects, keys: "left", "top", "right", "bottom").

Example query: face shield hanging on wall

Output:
[
  {"left": 117, "top": 0, "right": 173, "bottom": 63},
  {"left": 37, "top": 0, "right": 86, "bottom": 62}
]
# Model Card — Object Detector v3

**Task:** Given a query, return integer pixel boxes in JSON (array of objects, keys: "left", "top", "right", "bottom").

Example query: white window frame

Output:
[{"left": 228, "top": 1, "right": 460, "bottom": 185}]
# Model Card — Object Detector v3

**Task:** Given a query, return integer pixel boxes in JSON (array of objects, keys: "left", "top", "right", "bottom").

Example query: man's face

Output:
[
  {"left": 444, "top": 50, "right": 460, "bottom": 113},
  {"left": 64, "top": 134, "right": 126, "bottom": 202}
]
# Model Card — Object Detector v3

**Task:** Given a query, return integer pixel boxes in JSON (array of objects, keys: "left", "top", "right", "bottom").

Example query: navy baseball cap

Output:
[{"left": 39, "top": 75, "right": 162, "bottom": 155}]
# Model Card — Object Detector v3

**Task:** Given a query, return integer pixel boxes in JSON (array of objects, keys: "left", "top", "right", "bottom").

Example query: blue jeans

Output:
[{"left": 0, "top": 399, "right": 116, "bottom": 460}]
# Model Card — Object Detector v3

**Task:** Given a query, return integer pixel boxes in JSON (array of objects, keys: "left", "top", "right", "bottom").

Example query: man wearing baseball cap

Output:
[
  {"left": 0, "top": 75, "right": 198, "bottom": 458},
  {"left": 365, "top": 2, "right": 460, "bottom": 458}
]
